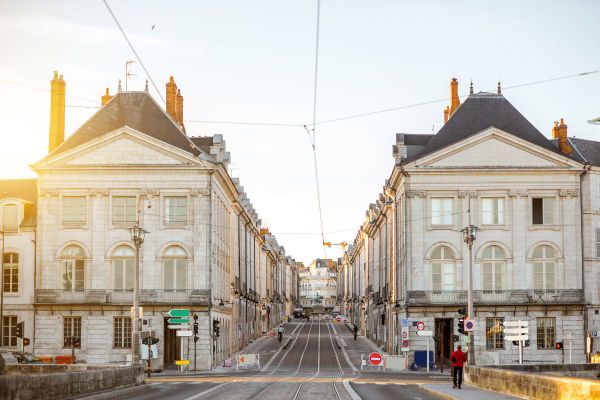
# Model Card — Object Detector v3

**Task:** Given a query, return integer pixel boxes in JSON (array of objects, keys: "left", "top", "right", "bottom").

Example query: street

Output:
[{"left": 129, "top": 319, "right": 449, "bottom": 400}]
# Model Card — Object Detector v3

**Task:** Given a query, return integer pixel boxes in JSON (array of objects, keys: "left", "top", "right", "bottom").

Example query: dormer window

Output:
[{"left": 2, "top": 204, "right": 19, "bottom": 232}]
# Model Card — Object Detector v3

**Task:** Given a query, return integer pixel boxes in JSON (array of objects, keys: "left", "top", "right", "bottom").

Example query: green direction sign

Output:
[
  {"left": 168, "top": 309, "right": 190, "bottom": 318},
  {"left": 168, "top": 318, "right": 189, "bottom": 324}
]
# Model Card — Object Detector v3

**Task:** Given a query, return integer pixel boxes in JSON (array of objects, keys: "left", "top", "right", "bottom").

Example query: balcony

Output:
[
  {"left": 35, "top": 289, "right": 211, "bottom": 305},
  {"left": 406, "top": 289, "right": 583, "bottom": 306}
]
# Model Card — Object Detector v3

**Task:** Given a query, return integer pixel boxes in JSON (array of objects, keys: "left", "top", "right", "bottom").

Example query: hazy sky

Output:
[{"left": 1, "top": 0, "right": 599, "bottom": 263}]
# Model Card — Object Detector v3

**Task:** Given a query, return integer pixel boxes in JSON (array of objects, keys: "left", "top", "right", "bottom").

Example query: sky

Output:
[{"left": 0, "top": 0, "right": 599, "bottom": 264}]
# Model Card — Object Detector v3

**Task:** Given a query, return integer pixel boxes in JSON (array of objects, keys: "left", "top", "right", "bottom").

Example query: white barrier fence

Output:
[
  {"left": 360, "top": 354, "right": 408, "bottom": 371},
  {"left": 236, "top": 354, "right": 261, "bottom": 371}
]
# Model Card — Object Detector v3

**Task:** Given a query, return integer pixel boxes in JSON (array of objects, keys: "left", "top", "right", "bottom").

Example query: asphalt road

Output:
[{"left": 123, "top": 319, "right": 450, "bottom": 400}]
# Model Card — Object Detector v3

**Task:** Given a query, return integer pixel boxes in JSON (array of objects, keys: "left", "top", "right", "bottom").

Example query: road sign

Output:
[
  {"left": 416, "top": 330, "right": 433, "bottom": 337},
  {"left": 592, "top": 330, "right": 598, "bottom": 338},
  {"left": 402, "top": 331, "right": 408, "bottom": 339},
  {"left": 168, "top": 324, "right": 189, "bottom": 329},
  {"left": 176, "top": 330, "right": 193, "bottom": 337},
  {"left": 416, "top": 321, "right": 425, "bottom": 331},
  {"left": 369, "top": 352, "right": 383, "bottom": 366},
  {"left": 175, "top": 360, "right": 190, "bottom": 366},
  {"left": 503, "top": 320, "right": 528, "bottom": 327},
  {"left": 401, "top": 318, "right": 409, "bottom": 328},
  {"left": 168, "top": 318, "right": 190, "bottom": 324},
  {"left": 464, "top": 320, "right": 475, "bottom": 332},
  {"left": 401, "top": 340, "right": 409, "bottom": 351},
  {"left": 505, "top": 327, "right": 529, "bottom": 335},
  {"left": 505, "top": 335, "right": 529, "bottom": 341},
  {"left": 168, "top": 309, "right": 190, "bottom": 318}
]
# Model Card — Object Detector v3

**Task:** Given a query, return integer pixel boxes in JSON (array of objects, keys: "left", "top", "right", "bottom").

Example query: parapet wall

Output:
[
  {"left": 465, "top": 365, "right": 600, "bottom": 400},
  {"left": 0, "top": 365, "right": 144, "bottom": 400}
]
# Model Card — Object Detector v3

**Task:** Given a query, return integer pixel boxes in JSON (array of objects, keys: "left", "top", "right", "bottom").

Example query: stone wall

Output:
[
  {"left": 0, "top": 365, "right": 143, "bottom": 400},
  {"left": 465, "top": 365, "right": 600, "bottom": 400}
]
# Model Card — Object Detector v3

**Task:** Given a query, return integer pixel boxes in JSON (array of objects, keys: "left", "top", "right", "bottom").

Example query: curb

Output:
[
  {"left": 343, "top": 379, "right": 362, "bottom": 400},
  {"left": 418, "top": 384, "right": 458, "bottom": 400}
]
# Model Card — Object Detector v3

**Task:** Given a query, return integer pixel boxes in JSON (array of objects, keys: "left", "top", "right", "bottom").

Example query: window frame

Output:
[
  {"left": 112, "top": 245, "right": 134, "bottom": 291},
  {"left": 536, "top": 317, "right": 556, "bottom": 350},
  {"left": 531, "top": 196, "right": 556, "bottom": 226},
  {"left": 61, "top": 196, "right": 87, "bottom": 225},
  {"left": 532, "top": 245, "right": 557, "bottom": 290},
  {"left": 112, "top": 196, "right": 137, "bottom": 226},
  {"left": 61, "top": 245, "right": 86, "bottom": 291},
  {"left": 3, "top": 252, "right": 19, "bottom": 293},
  {"left": 162, "top": 246, "right": 188, "bottom": 290},
  {"left": 481, "top": 245, "right": 505, "bottom": 291},
  {"left": 163, "top": 195, "right": 188, "bottom": 227},
  {"left": 485, "top": 317, "right": 504, "bottom": 350},
  {"left": 63, "top": 316, "right": 82, "bottom": 348},
  {"left": 481, "top": 197, "right": 505, "bottom": 225},
  {"left": 113, "top": 316, "right": 132, "bottom": 349},
  {"left": 430, "top": 197, "right": 454, "bottom": 226},
  {"left": 431, "top": 246, "right": 455, "bottom": 291},
  {"left": 2, "top": 316, "right": 17, "bottom": 347}
]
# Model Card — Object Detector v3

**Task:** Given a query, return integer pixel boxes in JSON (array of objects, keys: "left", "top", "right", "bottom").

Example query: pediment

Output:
[
  {"left": 417, "top": 128, "right": 574, "bottom": 168},
  {"left": 36, "top": 127, "right": 205, "bottom": 168}
]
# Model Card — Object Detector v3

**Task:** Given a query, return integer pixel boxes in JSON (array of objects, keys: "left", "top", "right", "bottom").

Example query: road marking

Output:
[{"left": 181, "top": 382, "right": 230, "bottom": 400}]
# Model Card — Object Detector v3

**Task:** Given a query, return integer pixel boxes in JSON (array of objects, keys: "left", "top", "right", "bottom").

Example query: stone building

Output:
[
  {"left": 299, "top": 259, "right": 338, "bottom": 312},
  {"left": 0, "top": 179, "right": 37, "bottom": 352},
  {"left": 26, "top": 72, "right": 296, "bottom": 369},
  {"left": 340, "top": 79, "right": 600, "bottom": 365}
]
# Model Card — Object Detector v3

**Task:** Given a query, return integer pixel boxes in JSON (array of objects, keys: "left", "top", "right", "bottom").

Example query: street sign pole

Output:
[
  {"left": 426, "top": 337, "right": 430, "bottom": 372},
  {"left": 519, "top": 340, "right": 523, "bottom": 365},
  {"left": 147, "top": 341, "right": 152, "bottom": 377}
]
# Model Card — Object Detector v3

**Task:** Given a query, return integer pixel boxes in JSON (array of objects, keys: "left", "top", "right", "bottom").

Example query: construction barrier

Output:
[{"left": 236, "top": 354, "right": 260, "bottom": 371}]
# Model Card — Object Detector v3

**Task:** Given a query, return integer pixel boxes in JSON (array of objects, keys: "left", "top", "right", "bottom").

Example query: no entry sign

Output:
[
  {"left": 369, "top": 352, "right": 382, "bottom": 366},
  {"left": 417, "top": 321, "right": 425, "bottom": 331}
]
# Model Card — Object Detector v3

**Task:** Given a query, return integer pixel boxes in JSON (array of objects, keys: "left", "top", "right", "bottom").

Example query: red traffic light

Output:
[{"left": 555, "top": 342, "right": 563, "bottom": 350}]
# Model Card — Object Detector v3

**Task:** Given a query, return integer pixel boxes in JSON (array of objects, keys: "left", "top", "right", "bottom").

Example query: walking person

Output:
[
  {"left": 277, "top": 325, "right": 285, "bottom": 343},
  {"left": 450, "top": 345, "right": 468, "bottom": 389}
]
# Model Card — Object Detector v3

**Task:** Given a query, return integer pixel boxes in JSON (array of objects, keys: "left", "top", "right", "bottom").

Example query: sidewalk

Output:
[{"left": 419, "top": 384, "right": 523, "bottom": 400}]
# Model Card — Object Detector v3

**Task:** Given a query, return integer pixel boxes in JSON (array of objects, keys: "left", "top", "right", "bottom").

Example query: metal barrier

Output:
[{"left": 236, "top": 354, "right": 260, "bottom": 371}]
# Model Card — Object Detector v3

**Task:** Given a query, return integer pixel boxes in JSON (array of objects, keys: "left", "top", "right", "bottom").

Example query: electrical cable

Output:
[{"left": 101, "top": 0, "right": 166, "bottom": 104}]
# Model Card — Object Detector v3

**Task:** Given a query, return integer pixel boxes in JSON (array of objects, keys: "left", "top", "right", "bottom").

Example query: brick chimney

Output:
[
  {"left": 176, "top": 88, "right": 185, "bottom": 132},
  {"left": 443, "top": 78, "right": 461, "bottom": 123},
  {"left": 101, "top": 88, "right": 113, "bottom": 106},
  {"left": 48, "top": 71, "right": 66, "bottom": 153},
  {"left": 553, "top": 118, "right": 571, "bottom": 155},
  {"left": 166, "top": 76, "right": 178, "bottom": 120}
]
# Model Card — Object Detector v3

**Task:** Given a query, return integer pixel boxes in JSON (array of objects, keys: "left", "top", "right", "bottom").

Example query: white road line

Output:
[{"left": 181, "top": 382, "right": 231, "bottom": 400}]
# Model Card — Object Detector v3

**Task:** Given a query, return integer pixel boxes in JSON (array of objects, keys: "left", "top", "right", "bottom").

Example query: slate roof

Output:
[
  {"left": 190, "top": 136, "right": 214, "bottom": 155},
  {"left": 52, "top": 92, "right": 200, "bottom": 157},
  {"left": 569, "top": 137, "right": 600, "bottom": 166},
  {"left": 0, "top": 179, "right": 37, "bottom": 226},
  {"left": 405, "top": 92, "right": 564, "bottom": 163}
]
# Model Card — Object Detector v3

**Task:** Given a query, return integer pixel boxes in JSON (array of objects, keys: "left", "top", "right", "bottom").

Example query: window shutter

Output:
[{"left": 2, "top": 205, "right": 19, "bottom": 232}]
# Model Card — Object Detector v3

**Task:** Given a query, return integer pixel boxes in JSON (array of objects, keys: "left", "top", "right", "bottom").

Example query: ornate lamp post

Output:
[
  {"left": 461, "top": 224, "right": 478, "bottom": 365},
  {"left": 129, "top": 224, "right": 147, "bottom": 366}
]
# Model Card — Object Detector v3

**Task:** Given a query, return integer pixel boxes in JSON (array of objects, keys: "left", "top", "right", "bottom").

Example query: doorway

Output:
[
  {"left": 435, "top": 318, "right": 453, "bottom": 372},
  {"left": 164, "top": 317, "right": 181, "bottom": 367}
]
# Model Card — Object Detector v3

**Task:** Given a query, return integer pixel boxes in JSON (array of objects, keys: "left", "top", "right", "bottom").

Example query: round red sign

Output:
[
  {"left": 369, "top": 352, "right": 382, "bottom": 366},
  {"left": 417, "top": 321, "right": 425, "bottom": 331}
]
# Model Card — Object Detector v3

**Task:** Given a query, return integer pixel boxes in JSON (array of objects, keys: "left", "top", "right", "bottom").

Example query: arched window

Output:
[
  {"left": 62, "top": 245, "right": 85, "bottom": 290},
  {"left": 112, "top": 245, "right": 134, "bottom": 290},
  {"left": 431, "top": 246, "right": 455, "bottom": 291},
  {"left": 163, "top": 246, "right": 187, "bottom": 290},
  {"left": 532, "top": 245, "right": 556, "bottom": 290},
  {"left": 3, "top": 252, "right": 18, "bottom": 293},
  {"left": 481, "top": 245, "right": 505, "bottom": 291}
]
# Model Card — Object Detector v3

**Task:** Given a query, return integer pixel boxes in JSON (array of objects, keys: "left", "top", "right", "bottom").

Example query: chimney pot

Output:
[
  {"left": 101, "top": 87, "right": 113, "bottom": 106},
  {"left": 556, "top": 118, "right": 571, "bottom": 155},
  {"left": 49, "top": 71, "right": 66, "bottom": 153}
]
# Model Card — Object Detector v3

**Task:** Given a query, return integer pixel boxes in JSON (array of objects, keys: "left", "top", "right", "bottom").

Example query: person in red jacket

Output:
[{"left": 450, "top": 345, "right": 468, "bottom": 389}]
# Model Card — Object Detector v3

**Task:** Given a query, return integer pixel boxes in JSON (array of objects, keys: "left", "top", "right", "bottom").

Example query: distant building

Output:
[{"left": 299, "top": 258, "right": 338, "bottom": 311}]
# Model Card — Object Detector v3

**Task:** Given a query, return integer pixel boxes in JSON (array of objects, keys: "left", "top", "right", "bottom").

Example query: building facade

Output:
[
  {"left": 340, "top": 79, "right": 600, "bottom": 365},
  {"left": 18, "top": 72, "right": 297, "bottom": 369},
  {"left": 299, "top": 259, "right": 338, "bottom": 311}
]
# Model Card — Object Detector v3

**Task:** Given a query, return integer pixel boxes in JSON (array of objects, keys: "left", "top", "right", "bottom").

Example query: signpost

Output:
[
  {"left": 176, "top": 330, "right": 193, "bottom": 337},
  {"left": 168, "top": 309, "right": 190, "bottom": 372},
  {"left": 504, "top": 320, "right": 529, "bottom": 365},
  {"left": 417, "top": 330, "right": 434, "bottom": 372}
]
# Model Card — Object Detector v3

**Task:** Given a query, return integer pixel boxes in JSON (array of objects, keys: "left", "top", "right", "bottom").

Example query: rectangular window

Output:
[
  {"left": 113, "top": 317, "right": 132, "bottom": 348},
  {"left": 482, "top": 198, "right": 504, "bottom": 225},
  {"left": 63, "top": 316, "right": 82, "bottom": 348},
  {"left": 63, "top": 196, "right": 86, "bottom": 224},
  {"left": 3, "top": 253, "right": 19, "bottom": 293},
  {"left": 2, "top": 205, "right": 19, "bottom": 232},
  {"left": 486, "top": 317, "right": 504, "bottom": 349},
  {"left": 536, "top": 317, "right": 555, "bottom": 350},
  {"left": 164, "top": 196, "right": 187, "bottom": 225},
  {"left": 532, "top": 197, "right": 554, "bottom": 225},
  {"left": 2, "top": 316, "right": 17, "bottom": 347},
  {"left": 113, "top": 197, "right": 137, "bottom": 225},
  {"left": 431, "top": 198, "right": 453, "bottom": 225}
]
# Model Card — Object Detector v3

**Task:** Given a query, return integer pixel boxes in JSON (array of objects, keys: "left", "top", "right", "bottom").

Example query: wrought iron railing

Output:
[
  {"left": 406, "top": 289, "right": 583, "bottom": 305},
  {"left": 35, "top": 289, "right": 211, "bottom": 305}
]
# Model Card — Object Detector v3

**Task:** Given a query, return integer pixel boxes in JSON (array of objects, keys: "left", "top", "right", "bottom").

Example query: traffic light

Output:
[
  {"left": 556, "top": 341, "right": 564, "bottom": 350},
  {"left": 15, "top": 321, "right": 24, "bottom": 339},
  {"left": 458, "top": 317, "right": 466, "bottom": 335},
  {"left": 193, "top": 314, "right": 199, "bottom": 336},
  {"left": 458, "top": 307, "right": 467, "bottom": 316}
]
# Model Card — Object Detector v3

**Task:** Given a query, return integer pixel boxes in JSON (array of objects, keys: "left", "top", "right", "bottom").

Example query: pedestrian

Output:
[
  {"left": 353, "top": 325, "right": 358, "bottom": 341},
  {"left": 450, "top": 344, "right": 468, "bottom": 389},
  {"left": 277, "top": 325, "right": 285, "bottom": 342}
]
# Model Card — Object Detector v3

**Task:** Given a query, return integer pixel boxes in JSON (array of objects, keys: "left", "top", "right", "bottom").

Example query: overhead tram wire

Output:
[{"left": 101, "top": 0, "right": 165, "bottom": 104}]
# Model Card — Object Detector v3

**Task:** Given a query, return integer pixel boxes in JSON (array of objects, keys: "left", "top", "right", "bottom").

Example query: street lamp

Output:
[
  {"left": 129, "top": 224, "right": 147, "bottom": 366},
  {"left": 461, "top": 224, "right": 478, "bottom": 365}
]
